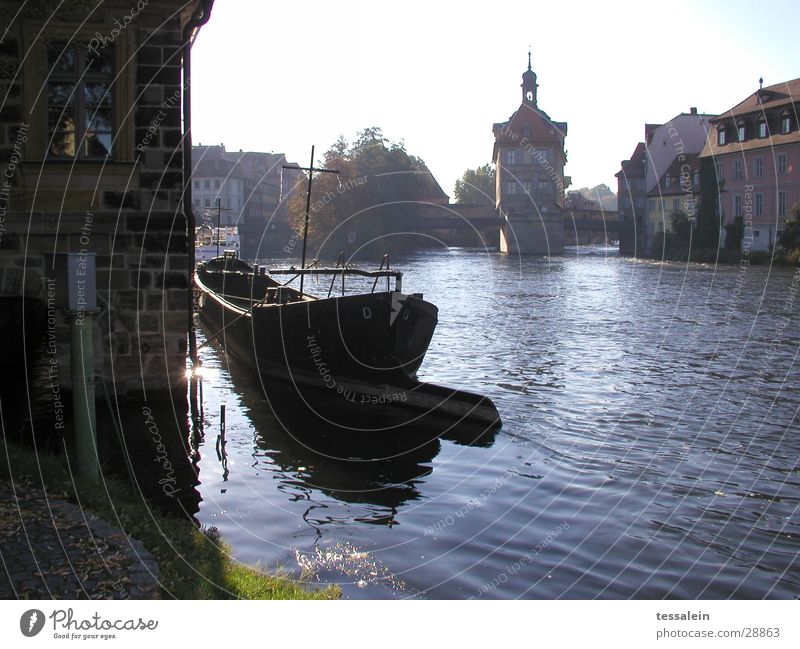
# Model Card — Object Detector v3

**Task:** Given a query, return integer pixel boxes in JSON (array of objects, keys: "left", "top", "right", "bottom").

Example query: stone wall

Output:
[{"left": 0, "top": 5, "right": 192, "bottom": 400}]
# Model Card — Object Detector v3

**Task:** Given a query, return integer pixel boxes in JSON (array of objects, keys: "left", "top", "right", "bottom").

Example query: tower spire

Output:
[{"left": 528, "top": 46, "right": 531, "bottom": 71}]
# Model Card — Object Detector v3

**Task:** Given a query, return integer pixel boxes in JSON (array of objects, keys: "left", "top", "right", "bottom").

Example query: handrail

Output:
[{"left": 268, "top": 267, "right": 403, "bottom": 293}]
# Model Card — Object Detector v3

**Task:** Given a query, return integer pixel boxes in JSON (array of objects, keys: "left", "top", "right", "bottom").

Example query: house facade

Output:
[
  {"left": 640, "top": 108, "right": 715, "bottom": 252},
  {"left": 646, "top": 153, "right": 701, "bottom": 235},
  {"left": 616, "top": 142, "right": 647, "bottom": 255},
  {"left": 191, "top": 144, "right": 302, "bottom": 258},
  {"left": 700, "top": 78, "right": 800, "bottom": 251},
  {"left": 493, "top": 53, "right": 568, "bottom": 254}
]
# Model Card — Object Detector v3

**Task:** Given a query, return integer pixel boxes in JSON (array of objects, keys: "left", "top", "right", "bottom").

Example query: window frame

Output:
[
  {"left": 754, "top": 157, "right": 763, "bottom": 178},
  {"left": 21, "top": 23, "right": 135, "bottom": 163},
  {"left": 777, "top": 153, "right": 787, "bottom": 176},
  {"left": 778, "top": 191, "right": 787, "bottom": 216}
]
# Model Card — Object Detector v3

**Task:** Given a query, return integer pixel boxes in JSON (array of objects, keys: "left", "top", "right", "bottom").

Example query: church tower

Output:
[{"left": 493, "top": 51, "right": 569, "bottom": 254}]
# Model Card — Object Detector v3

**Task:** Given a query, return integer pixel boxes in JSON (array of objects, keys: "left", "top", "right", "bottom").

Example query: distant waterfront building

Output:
[
  {"left": 646, "top": 153, "right": 701, "bottom": 236},
  {"left": 191, "top": 145, "right": 302, "bottom": 259},
  {"left": 641, "top": 108, "right": 716, "bottom": 252},
  {"left": 493, "top": 52, "right": 569, "bottom": 254},
  {"left": 699, "top": 78, "right": 800, "bottom": 251},
  {"left": 615, "top": 142, "right": 647, "bottom": 255}
]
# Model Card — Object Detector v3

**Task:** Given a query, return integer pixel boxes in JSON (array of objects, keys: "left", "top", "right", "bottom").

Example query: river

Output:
[{"left": 192, "top": 247, "right": 800, "bottom": 599}]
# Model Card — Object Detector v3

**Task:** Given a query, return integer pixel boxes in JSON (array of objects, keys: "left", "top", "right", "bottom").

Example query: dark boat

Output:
[{"left": 194, "top": 253, "right": 501, "bottom": 435}]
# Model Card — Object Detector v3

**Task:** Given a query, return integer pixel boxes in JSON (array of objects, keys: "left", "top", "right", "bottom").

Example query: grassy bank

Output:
[{"left": 0, "top": 441, "right": 339, "bottom": 600}]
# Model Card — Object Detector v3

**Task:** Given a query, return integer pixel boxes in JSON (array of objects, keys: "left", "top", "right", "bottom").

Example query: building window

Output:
[
  {"left": 755, "top": 193, "right": 763, "bottom": 216},
  {"left": 538, "top": 179, "right": 549, "bottom": 192},
  {"left": 204, "top": 179, "right": 211, "bottom": 190},
  {"left": 717, "top": 127, "right": 727, "bottom": 145},
  {"left": 672, "top": 198, "right": 680, "bottom": 213},
  {"left": 715, "top": 162, "right": 724, "bottom": 182},
  {"left": 777, "top": 154, "right": 786, "bottom": 175},
  {"left": 754, "top": 157, "right": 763, "bottom": 178},
  {"left": 505, "top": 182, "right": 517, "bottom": 195},
  {"left": 504, "top": 149, "right": 518, "bottom": 165},
  {"left": 522, "top": 181, "right": 532, "bottom": 193},
  {"left": 754, "top": 230, "right": 760, "bottom": 237},
  {"left": 734, "top": 195, "right": 742, "bottom": 217},
  {"left": 733, "top": 159, "right": 742, "bottom": 180},
  {"left": 622, "top": 197, "right": 631, "bottom": 208},
  {"left": 781, "top": 114, "right": 791, "bottom": 134},
  {"left": 758, "top": 120, "right": 767, "bottom": 138},
  {"left": 214, "top": 179, "right": 221, "bottom": 189},
  {"left": 778, "top": 191, "right": 787, "bottom": 216},
  {"left": 648, "top": 199, "right": 655, "bottom": 212},
  {"left": 46, "top": 41, "right": 114, "bottom": 158},
  {"left": 665, "top": 176, "right": 671, "bottom": 188},
  {"left": 693, "top": 172, "right": 700, "bottom": 186},
  {"left": 636, "top": 197, "right": 644, "bottom": 209},
  {"left": 636, "top": 179, "right": 645, "bottom": 190},
  {"left": 204, "top": 198, "right": 211, "bottom": 208},
  {"left": 737, "top": 122, "right": 746, "bottom": 142}
]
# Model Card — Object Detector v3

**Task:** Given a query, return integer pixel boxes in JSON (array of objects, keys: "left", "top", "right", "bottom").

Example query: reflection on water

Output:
[{"left": 194, "top": 248, "right": 800, "bottom": 598}]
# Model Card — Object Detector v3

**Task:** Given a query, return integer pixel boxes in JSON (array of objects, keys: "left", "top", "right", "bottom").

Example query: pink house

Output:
[{"left": 700, "top": 78, "right": 800, "bottom": 251}]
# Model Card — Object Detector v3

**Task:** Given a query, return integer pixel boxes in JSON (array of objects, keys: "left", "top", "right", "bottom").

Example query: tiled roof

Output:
[{"left": 711, "top": 78, "right": 800, "bottom": 121}]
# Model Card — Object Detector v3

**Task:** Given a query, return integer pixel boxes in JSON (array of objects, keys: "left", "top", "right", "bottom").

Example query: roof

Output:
[
  {"left": 711, "top": 78, "right": 800, "bottom": 121},
  {"left": 647, "top": 153, "right": 700, "bottom": 197},
  {"left": 492, "top": 102, "right": 567, "bottom": 162},
  {"left": 701, "top": 78, "right": 800, "bottom": 157},
  {"left": 615, "top": 142, "right": 646, "bottom": 178}
]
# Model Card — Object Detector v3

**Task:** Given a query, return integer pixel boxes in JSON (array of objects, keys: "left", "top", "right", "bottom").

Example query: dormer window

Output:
[
  {"left": 717, "top": 126, "right": 727, "bottom": 145},
  {"left": 737, "top": 120, "right": 746, "bottom": 142},
  {"left": 665, "top": 176, "right": 671, "bottom": 188},
  {"left": 758, "top": 120, "right": 768, "bottom": 138},
  {"left": 781, "top": 112, "right": 792, "bottom": 134}
]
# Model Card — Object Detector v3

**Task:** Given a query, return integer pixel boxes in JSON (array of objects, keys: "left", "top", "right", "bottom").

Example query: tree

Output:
[
  {"left": 287, "top": 128, "right": 440, "bottom": 258},
  {"left": 453, "top": 164, "right": 495, "bottom": 207},
  {"left": 778, "top": 204, "right": 800, "bottom": 253},
  {"left": 694, "top": 156, "right": 722, "bottom": 251}
]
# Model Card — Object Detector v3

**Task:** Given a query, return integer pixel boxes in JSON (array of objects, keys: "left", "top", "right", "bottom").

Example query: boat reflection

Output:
[{"left": 196, "top": 342, "right": 498, "bottom": 517}]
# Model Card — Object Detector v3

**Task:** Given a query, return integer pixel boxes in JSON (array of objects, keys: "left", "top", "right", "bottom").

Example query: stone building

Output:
[
  {"left": 493, "top": 52, "right": 569, "bottom": 254},
  {"left": 700, "top": 78, "right": 800, "bottom": 251},
  {"left": 0, "top": 0, "right": 213, "bottom": 506}
]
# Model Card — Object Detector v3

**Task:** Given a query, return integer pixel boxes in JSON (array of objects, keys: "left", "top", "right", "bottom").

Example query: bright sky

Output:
[{"left": 191, "top": 0, "right": 800, "bottom": 198}]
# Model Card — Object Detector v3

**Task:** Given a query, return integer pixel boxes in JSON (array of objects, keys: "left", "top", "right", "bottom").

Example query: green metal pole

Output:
[{"left": 71, "top": 312, "right": 99, "bottom": 482}]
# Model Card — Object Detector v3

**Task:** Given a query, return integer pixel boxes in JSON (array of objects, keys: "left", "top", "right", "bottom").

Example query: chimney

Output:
[{"left": 690, "top": 107, "right": 697, "bottom": 115}]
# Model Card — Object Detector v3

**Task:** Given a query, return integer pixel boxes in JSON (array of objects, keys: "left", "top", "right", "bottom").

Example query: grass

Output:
[{"left": 0, "top": 439, "right": 340, "bottom": 600}]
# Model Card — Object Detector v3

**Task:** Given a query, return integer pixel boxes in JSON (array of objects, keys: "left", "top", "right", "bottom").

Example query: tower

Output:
[
  {"left": 493, "top": 52, "right": 569, "bottom": 254},
  {"left": 521, "top": 49, "right": 538, "bottom": 105}
]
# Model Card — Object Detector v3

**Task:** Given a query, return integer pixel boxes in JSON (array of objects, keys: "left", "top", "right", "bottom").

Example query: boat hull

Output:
[{"left": 195, "top": 268, "right": 438, "bottom": 386}]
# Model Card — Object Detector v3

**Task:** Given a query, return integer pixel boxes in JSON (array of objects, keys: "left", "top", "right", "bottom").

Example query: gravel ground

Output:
[{"left": 0, "top": 480, "right": 159, "bottom": 599}]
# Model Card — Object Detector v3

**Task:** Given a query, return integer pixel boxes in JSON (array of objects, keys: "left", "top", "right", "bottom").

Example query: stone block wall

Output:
[{"left": 0, "top": 4, "right": 192, "bottom": 401}]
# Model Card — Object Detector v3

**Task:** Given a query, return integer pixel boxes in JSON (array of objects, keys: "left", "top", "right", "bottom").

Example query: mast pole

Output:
[{"left": 299, "top": 145, "right": 315, "bottom": 296}]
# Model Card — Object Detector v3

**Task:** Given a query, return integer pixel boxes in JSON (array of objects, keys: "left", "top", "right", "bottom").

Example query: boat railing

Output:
[{"left": 267, "top": 267, "right": 403, "bottom": 296}]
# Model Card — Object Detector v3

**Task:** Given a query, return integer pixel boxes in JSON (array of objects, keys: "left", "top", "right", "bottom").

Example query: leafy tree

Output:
[
  {"left": 778, "top": 204, "right": 800, "bottom": 252},
  {"left": 287, "top": 128, "right": 440, "bottom": 258},
  {"left": 694, "top": 156, "right": 722, "bottom": 250},
  {"left": 453, "top": 164, "right": 495, "bottom": 206}
]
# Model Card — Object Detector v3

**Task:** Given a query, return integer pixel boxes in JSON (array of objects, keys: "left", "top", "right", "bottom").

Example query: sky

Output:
[{"left": 190, "top": 0, "right": 800, "bottom": 198}]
